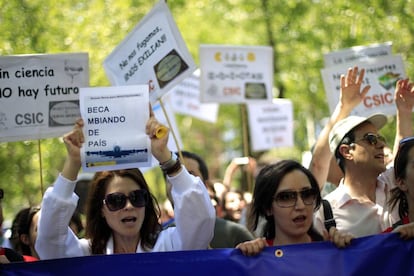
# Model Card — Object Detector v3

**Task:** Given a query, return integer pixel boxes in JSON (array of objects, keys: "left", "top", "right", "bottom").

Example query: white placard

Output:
[
  {"left": 0, "top": 53, "right": 89, "bottom": 142},
  {"left": 169, "top": 69, "right": 219, "bottom": 123},
  {"left": 79, "top": 85, "right": 150, "bottom": 172},
  {"left": 323, "top": 42, "right": 392, "bottom": 67},
  {"left": 103, "top": 0, "right": 196, "bottom": 104},
  {"left": 247, "top": 99, "right": 293, "bottom": 152},
  {"left": 199, "top": 45, "right": 273, "bottom": 104},
  {"left": 321, "top": 55, "right": 406, "bottom": 117}
]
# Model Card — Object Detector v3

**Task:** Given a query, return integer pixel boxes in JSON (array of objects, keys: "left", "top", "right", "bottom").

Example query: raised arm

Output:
[
  {"left": 309, "top": 66, "right": 370, "bottom": 189},
  {"left": 145, "top": 108, "right": 178, "bottom": 174},
  {"left": 36, "top": 119, "right": 88, "bottom": 259},
  {"left": 146, "top": 108, "right": 215, "bottom": 251},
  {"left": 393, "top": 79, "right": 414, "bottom": 156},
  {"left": 61, "top": 118, "right": 84, "bottom": 180}
]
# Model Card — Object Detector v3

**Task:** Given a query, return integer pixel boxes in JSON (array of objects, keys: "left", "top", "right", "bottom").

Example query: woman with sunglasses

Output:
[
  {"left": 236, "top": 160, "right": 353, "bottom": 256},
  {"left": 35, "top": 112, "right": 215, "bottom": 259}
]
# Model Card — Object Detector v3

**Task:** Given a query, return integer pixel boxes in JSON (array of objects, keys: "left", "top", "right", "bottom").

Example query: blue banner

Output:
[{"left": 2, "top": 233, "right": 414, "bottom": 276}]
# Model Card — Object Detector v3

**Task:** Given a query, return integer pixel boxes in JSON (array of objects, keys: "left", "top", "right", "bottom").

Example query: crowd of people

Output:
[{"left": 1, "top": 65, "right": 414, "bottom": 266}]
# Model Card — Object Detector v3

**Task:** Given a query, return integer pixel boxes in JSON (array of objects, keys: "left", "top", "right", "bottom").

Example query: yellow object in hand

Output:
[{"left": 155, "top": 126, "right": 168, "bottom": 139}]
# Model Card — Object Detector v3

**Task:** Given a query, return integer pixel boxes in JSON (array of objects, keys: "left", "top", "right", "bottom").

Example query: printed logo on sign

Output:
[
  {"left": 207, "top": 84, "right": 219, "bottom": 97},
  {"left": 363, "top": 92, "right": 394, "bottom": 108},
  {"left": 378, "top": 72, "right": 401, "bottom": 90},
  {"left": 64, "top": 60, "right": 84, "bottom": 83},
  {"left": 154, "top": 49, "right": 189, "bottom": 88},
  {"left": 245, "top": 82, "right": 267, "bottom": 99},
  {"left": 49, "top": 100, "right": 81, "bottom": 127}
]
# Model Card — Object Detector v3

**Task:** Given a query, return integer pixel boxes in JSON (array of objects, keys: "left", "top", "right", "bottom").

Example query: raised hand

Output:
[
  {"left": 145, "top": 106, "right": 171, "bottom": 164},
  {"left": 395, "top": 78, "right": 414, "bottom": 114},
  {"left": 61, "top": 118, "right": 84, "bottom": 180},
  {"left": 339, "top": 66, "right": 370, "bottom": 112},
  {"left": 393, "top": 78, "right": 414, "bottom": 152}
]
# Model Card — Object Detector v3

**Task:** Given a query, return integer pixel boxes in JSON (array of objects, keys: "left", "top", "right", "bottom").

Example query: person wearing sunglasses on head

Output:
[
  {"left": 236, "top": 160, "right": 353, "bottom": 256},
  {"left": 313, "top": 77, "right": 414, "bottom": 238},
  {"left": 35, "top": 110, "right": 215, "bottom": 259}
]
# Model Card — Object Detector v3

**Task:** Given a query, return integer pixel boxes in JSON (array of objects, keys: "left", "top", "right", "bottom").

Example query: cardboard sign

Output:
[
  {"left": 103, "top": 0, "right": 196, "bottom": 104},
  {"left": 0, "top": 53, "right": 89, "bottom": 142},
  {"left": 199, "top": 45, "right": 273, "bottom": 104}
]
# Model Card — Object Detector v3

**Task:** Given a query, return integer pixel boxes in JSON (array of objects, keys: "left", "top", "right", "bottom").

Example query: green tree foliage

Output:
[{"left": 1, "top": 0, "right": 414, "bottom": 220}]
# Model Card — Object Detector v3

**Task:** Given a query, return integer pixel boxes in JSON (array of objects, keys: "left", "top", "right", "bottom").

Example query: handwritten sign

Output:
[
  {"left": 0, "top": 53, "right": 89, "bottom": 142},
  {"left": 79, "top": 85, "right": 150, "bottom": 172},
  {"left": 103, "top": 0, "right": 196, "bottom": 104},
  {"left": 199, "top": 45, "right": 273, "bottom": 104}
]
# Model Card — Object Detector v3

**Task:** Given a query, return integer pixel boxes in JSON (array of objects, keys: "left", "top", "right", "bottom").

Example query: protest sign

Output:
[
  {"left": 321, "top": 55, "right": 406, "bottom": 117},
  {"left": 199, "top": 45, "right": 273, "bottom": 104},
  {"left": 103, "top": 0, "right": 196, "bottom": 104},
  {"left": 169, "top": 70, "right": 219, "bottom": 123},
  {"left": 79, "top": 85, "right": 151, "bottom": 172},
  {"left": 247, "top": 99, "right": 293, "bottom": 151},
  {"left": 0, "top": 53, "right": 89, "bottom": 142},
  {"left": 323, "top": 41, "right": 392, "bottom": 67}
]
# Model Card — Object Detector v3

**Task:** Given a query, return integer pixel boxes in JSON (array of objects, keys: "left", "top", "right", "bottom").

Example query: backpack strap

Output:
[
  {"left": 391, "top": 219, "right": 403, "bottom": 230},
  {"left": 322, "top": 199, "right": 336, "bottom": 231}
]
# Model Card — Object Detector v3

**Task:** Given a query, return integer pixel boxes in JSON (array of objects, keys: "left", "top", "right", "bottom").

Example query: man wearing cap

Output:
[
  {"left": 309, "top": 66, "right": 369, "bottom": 191},
  {"left": 313, "top": 78, "right": 414, "bottom": 237}
]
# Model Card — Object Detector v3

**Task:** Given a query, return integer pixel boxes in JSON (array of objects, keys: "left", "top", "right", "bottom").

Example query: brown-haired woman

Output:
[{"left": 35, "top": 112, "right": 215, "bottom": 259}]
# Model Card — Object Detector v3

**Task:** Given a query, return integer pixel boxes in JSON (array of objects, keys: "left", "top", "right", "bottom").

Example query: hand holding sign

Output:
[
  {"left": 62, "top": 118, "right": 85, "bottom": 181},
  {"left": 146, "top": 107, "right": 170, "bottom": 164},
  {"left": 155, "top": 126, "right": 168, "bottom": 138}
]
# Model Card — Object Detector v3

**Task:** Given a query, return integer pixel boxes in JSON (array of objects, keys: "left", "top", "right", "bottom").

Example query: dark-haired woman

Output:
[
  {"left": 236, "top": 160, "right": 352, "bottom": 256},
  {"left": 35, "top": 112, "right": 215, "bottom": 259},
  {"left": 383, "top": 137, "right": 414, "bottom": 239},
  {"left": 10, "top": 206, "right": 40, "bottom": 261}
]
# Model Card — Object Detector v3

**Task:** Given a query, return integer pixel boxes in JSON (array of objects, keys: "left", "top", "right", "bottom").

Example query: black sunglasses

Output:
[
  {"left": 103, "top": 189, "right": 148, "bottom": 212},
  {"left": 355, "top": 133, "right": 386, "bottom": 146},
  {"left": 273, "top": 188, "right": 317, "bottom": 208}
]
